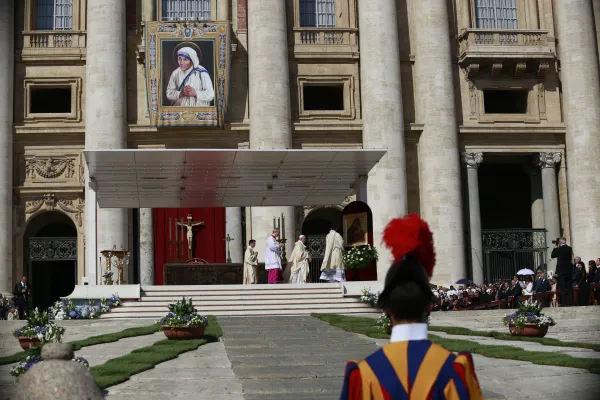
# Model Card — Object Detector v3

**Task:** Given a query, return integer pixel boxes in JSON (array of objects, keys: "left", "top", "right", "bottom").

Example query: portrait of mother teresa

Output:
[{"left": 166, "top": 46, "right": 215, "bottom": 107}]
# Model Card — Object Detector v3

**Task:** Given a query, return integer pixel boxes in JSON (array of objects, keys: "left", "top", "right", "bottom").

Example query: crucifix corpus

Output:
[
  {"left": 224, "top": 233, "right": 234, "bottom": 263},
  {"left": 177, "top": 214, "right": 205, "bottom": 260}
]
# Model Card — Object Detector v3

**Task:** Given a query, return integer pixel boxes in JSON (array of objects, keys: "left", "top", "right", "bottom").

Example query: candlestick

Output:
[{"left": 281, "top": 213, "right": 285, "bottom": 240}]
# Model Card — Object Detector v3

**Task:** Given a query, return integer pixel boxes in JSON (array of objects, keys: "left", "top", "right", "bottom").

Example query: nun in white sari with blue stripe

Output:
[{"left": 166, "top": 46, "right": 215, "bottom": 107}]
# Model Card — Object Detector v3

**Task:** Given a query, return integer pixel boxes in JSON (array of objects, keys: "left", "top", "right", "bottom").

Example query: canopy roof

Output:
[{"left": 84, "top": 149, "right": 386, "bottom": 208}]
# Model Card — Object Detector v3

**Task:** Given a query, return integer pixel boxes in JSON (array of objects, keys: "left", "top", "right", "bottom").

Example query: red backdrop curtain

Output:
[{"left": 153, "top": 208, "right": 226, "bottom": 285}]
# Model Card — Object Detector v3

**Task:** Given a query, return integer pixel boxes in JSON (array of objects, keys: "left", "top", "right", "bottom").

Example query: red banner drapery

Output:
[{"left": 153, "top": 208, "right": 226, "bottom": 285}]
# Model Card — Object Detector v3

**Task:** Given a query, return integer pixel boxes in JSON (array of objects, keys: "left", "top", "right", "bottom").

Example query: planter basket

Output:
[
  {"left": 17, "top": 337, "right": 41, "bottom": 350},
  {"left": 162, "top": 326, "right": 206, "bottom": 340},
  {"left": 508, "top": 323, "right": 549, "bottom": 338}
]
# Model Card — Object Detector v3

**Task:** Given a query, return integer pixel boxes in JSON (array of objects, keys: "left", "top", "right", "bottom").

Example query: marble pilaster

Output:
[
  {"left": 139, "top": 209, "right": 154, "bottom": 285},
  {"left": 554, "top": 0, "right": 600, "bottom": 262},
  {"left": 526, "top": 0, "right": 540, "bottom": 29},
  {"left": 462, "top": 153, "right": 484, "bottom": 284},
  {"left": 247, "top": 0, "right": 295, "bottom": 259},
  {"left": 218, "top": 0, "right": 230, "bottom": 20},
  {"left": 0, "top": 0, "right": 14, "bottom": 295},
  {"left": 225, "top": 207, "right": 243, "bottom": 263},
  {"left": 412, "top": 0, "right": 467, "bottom": 285},
  {"left": 357, "top": 0, "right": 408, "bottom": 278},
  {"left": 537, "top": 152, "right": 562, "bottom": 272},
  {"left": 85, "top": 0, "right": 129, "bottom": 283},
  {"left": 457, "top": 0, "right": 472, "bottom": 31}
]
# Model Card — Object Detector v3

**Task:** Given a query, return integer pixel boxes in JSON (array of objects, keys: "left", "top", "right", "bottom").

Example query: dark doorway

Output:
[
  {"left": 24, "top": 212, "right": 77, "bottom": 311},
  {"left": 478, "top": 163, "right": 532, "bottom": 229}
]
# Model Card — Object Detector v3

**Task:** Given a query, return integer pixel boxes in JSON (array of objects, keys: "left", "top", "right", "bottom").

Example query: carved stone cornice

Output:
[
  {"left": 25, "top": 156, "right": 76, "bottom": 180},
  {"left": 461, "top": 152, "right": 483, "bottom": 169},
  {"left": 536, "top": 152, "right": 562, "bottom": 169},
  {"left": 23, "top": 193, "right": 85, "bottom": 227}
]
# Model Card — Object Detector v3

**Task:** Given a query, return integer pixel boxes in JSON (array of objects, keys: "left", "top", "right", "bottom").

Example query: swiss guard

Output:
[{"left": 341, "top": 214, "right": 483, "bottom": 400}]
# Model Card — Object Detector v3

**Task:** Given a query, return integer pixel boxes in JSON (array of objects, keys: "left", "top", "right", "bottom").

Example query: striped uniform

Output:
[{"left": 341, "top": 340, "right": 483, "bottom": 400}]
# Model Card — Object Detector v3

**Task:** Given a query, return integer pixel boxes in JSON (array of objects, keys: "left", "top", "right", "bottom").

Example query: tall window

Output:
[
  {"left": 37, "top": 0, "right": 73, "bottom": 30},
  {"left": 162, "top": 0, "right": 212, "bottom": 21},
  {"left": 299, "top": 0, "right": 336, "bottom": 28},
  {"left": 475, "top": 0, "right": 518, "bottom": 29}
]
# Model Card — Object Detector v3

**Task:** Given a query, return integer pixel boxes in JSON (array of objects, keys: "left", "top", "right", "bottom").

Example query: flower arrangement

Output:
[
  {"left": 49, "top": 294, "right": 122, "bottom": 320},
  {"left": 343, "top": 245, "right": 378, "bottom": 270},
  {"left": 360, "top": 287, "right": 380, "bottom": 307},
  {"left": 158, "top": 297, "right": 208, "bottom": 328},
  {"left": 13, "top": 308, "right": 65, "bottom": 343},
  {"left": 503, "top": 298, "right": 556, "bottom": 329},
  {"left": 102, "top": 270, "right": 114, "bottom": 285},
  {"left": 9, "top": 355, "right": 89, "bottom": 381}
]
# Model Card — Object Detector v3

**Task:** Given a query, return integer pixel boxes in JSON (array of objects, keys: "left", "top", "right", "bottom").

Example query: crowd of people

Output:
[{"left": 431, "top": 256, "right": 600, "bottom": 311}]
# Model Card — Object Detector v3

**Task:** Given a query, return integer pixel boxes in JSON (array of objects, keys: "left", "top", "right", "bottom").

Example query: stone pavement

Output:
[
  {"left": 218, "top": 316, "right": 508, "bottom": 400},
  {"left": 105, "top": 340, "right": 244, "bottom": 400}
]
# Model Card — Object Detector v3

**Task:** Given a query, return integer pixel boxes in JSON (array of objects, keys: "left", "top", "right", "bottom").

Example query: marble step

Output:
[
  {"left": 143, "top": 288, "right": 343, "bottom": 297},
  {"left": 124, "top": 297, "right": 359, "bottom": 307},
  {"left": 138, "top": 293, "right": 343, "bottom": 301},
  {"left": 100, "top": 307, "right": 375, "bottom": 319},
  {"left": 142, "top": 283, "right": 341, "bottom": 291},
  {"left": 109, "top": 301, "right": 372, "bottom": 313}
]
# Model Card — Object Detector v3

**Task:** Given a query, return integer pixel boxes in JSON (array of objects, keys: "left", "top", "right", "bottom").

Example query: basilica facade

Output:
[{"left": 1, "top": 0, "right": 599, "bottom": 307}]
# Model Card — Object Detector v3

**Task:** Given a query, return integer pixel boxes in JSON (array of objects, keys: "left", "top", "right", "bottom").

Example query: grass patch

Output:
[
  {"left": 313, "top": 314, "right": 600, "bottom": 375},
  {"left": 90, "top": 316, "right": 221, "bottom": 389},
  {"left": 0, "top": 324, "right": 161, "bottom": 366},
  {"left": 427, "top": 325, "right": 600, "bottom": 352}
]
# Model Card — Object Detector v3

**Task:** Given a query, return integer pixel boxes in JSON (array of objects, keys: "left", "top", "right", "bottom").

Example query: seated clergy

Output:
[
  {"left": 341, "top": 214, "right": 483, "bottom": 399},
  {"left": 243, "top": 239, "right": 258, "bottom": 284},
  {"left": 286, "top": 235, "right": 311, "bottom": 284}
]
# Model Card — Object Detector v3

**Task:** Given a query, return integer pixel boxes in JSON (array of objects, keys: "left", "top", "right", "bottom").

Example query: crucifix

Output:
[
  {"left": 224, "top": 234, "right": 234, "bottom": 263},
  {"left": 177, "top": 214, "right": 204, "bottom": 260}
]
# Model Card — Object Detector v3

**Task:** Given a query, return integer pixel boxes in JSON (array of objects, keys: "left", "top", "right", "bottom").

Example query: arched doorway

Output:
[
  {"left": 24, "top": 212, "right": 77, "bottom": 311},
  {"left": 301, "top": 207, "right": 342, "bottom": 282}
]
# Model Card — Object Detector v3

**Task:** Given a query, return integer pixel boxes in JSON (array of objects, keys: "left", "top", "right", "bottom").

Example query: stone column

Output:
[
  {"left": 357, "top": 0, "right": 408, "bottom": 278},
  {"left": 354, "top": 176, "right": 368, "bottom": 204},
  {"left": 411, "top": 0, "right": 466, "bottom": 285},
  {"left": 247, "top": 0, "right": 295, "bottom": 259},
  {"left": 537, "top": 152, "right": 562, "bottom": 272},
  {"left": 554, "top": 0, "right": 600, "bottom": 263},
  {"left": 526, "top": 0, "right": 540, "bottom": 29},
  {"left": 85, "top": 0, "right": 129, "bottom": 283},
  {"left": 0, "top": 0, "right": 14, "bottom": 295},
  {"left": 138, "top": 209, "right": 154, "bottom": 285},
  {"left": 217, "top": 0, "right": 230, "bottom": 20},
  {"left": 524, "top": 166, "right": 545, "bottom": 229},
  {"left": 225, "top": 207, "right": 243, "bottom": 263},
  {"left": 462, "top": 153, "right": 483, "bottom": 284}
]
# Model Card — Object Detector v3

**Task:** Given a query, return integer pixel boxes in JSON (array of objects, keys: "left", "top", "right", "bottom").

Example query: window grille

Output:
[
  {"left": 37, "top": 0, "right": 73, "bottom": 30},
  {"left": 299, "top": 0, "right": 336, "bottom": 28},
  {"left": 162, "top": 0, "right": 212, "bottom": 21},
  {"left": 475, "top": 0, "right": 518, "bottom": 29}
]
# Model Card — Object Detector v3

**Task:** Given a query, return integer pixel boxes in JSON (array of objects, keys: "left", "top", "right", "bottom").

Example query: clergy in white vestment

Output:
[
  {"left": 166, "top": 46, "right": 215, "bottom": 107},
  {"left": 243, "top": 239, "right": 259, "bottom": 284},
  {"left": 320, "top": 228, "right": 346, "bottom": 282},
  {"left": 265, "top": 230, "right": 283, "bottom": 284},
  {"left": 284, "top": 235, "right": 311, "bottom": 284}
]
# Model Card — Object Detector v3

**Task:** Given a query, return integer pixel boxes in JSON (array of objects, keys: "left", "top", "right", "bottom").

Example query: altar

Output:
[{"left": 164, "top": 262, "right": 268, "bottom": 285}]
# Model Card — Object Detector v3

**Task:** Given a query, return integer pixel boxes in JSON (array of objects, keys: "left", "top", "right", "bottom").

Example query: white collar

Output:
[{"left": 390, "top": 323, "right": 428, "bottom": 343}]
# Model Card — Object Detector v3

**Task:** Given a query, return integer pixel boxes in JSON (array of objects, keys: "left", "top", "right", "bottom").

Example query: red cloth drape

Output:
[{"left": 153, "top": 208, "right": 226, "bottom": 285}]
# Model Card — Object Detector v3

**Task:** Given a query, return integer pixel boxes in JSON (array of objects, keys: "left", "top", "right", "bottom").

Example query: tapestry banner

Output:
[{"left": 145, "top": 21, "right": 231, "bottom": 127}]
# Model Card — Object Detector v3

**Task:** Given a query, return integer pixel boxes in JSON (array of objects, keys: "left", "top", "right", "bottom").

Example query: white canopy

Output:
[{"left": 84, "top": 149, "right": 386, "bottom": 208}]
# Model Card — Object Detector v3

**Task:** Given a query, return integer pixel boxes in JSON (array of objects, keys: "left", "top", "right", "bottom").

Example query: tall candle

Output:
[{"left": 281, "top": 213, "right": 285, "bottom": 240}]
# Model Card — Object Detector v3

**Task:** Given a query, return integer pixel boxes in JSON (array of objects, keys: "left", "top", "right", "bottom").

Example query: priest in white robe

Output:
[
  {"left": 243, "top": 239, "right": 259, "bottom": 284},
  {"left": 320, "top": 228, "right": 346, "bottom": 282},
  {"left": 166, "top": 46, "right": 215, "bottom": 107},
  {"left": 284, "top": 235, "right": 311, "bottom": 284},
  {"left": 265, "top": 230, "right": 283, "bottom": 284}
]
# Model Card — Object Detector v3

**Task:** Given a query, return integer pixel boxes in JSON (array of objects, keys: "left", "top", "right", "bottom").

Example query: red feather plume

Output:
[{"left": 382, "top": 214, "right": 436, "bottom": 278}]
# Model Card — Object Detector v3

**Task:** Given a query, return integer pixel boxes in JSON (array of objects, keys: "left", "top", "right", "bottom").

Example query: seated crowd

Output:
[{"left": 431, "top": 257, "right": 600, "bottom": 311}]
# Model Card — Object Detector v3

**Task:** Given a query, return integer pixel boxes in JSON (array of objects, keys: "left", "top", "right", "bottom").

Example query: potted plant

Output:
[
  {"left": 344, "top": 245, "right": 378, "bottom": 281},
  {"left": 13, "top": 308, "right": 65, "bottom": 350},
  {"left": 158, "top": 297, "right": 209, "bottom": 339},
  {"left": 503, "top": 298, "right": 556, "bottom": 337}
]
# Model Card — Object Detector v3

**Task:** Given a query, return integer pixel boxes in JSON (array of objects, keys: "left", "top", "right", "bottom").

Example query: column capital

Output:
[
  {"left": 536, "top": 152, "right": 562, "bottom": 169},
  {"left": 461, "top": 152, "right": 483, "bottom": 169}
]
